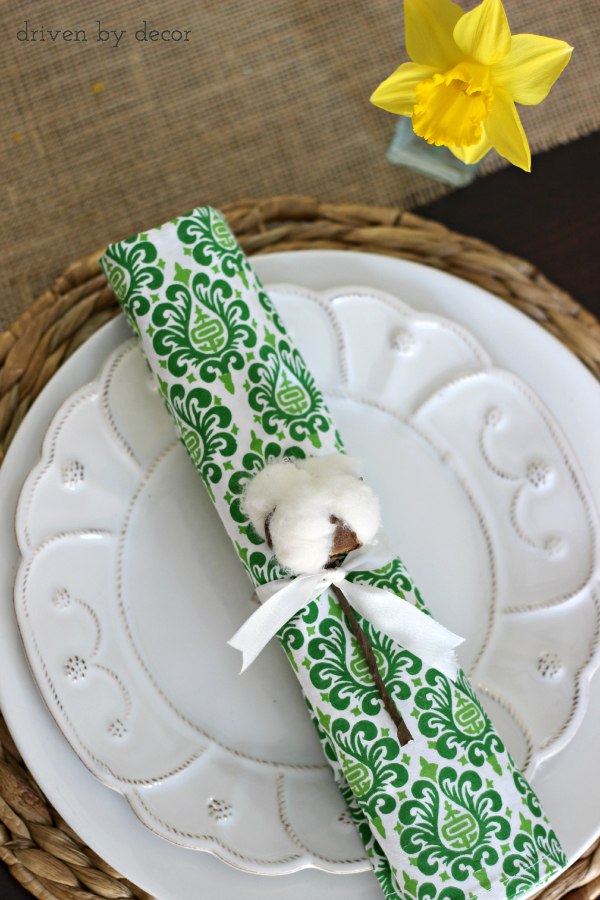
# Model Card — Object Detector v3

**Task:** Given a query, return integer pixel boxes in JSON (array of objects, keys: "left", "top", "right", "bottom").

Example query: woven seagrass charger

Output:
[{"left": 0, "top": 196, "right": 599, "bottom": 900}]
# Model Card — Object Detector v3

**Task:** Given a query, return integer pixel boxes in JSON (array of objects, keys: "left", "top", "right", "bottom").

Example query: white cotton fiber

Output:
[{"left": 243, "top": 453, "right": 381, "bottom": 575}]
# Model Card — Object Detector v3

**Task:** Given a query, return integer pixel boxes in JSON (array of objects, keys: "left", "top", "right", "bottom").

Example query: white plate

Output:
[
  {"left": 2, "top": 252, "right": 600, "bottom": 900},
  {"left": 13, "top": 281, "right": 600, "bottom": 873}
]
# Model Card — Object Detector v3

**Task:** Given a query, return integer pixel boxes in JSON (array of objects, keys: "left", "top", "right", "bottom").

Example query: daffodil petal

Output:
[
  {"left": 370, "top": 62, "right": 439, "bottom": 115},
  {"left": 450, "top": 132, "right": 493, "bottom": 164},
  {"left": 485, "top": 86, "right": 531, "bottom": 171},
  {"left": 404, "top": 0, "right": 464, "bottom": 71},
  {"left": 453, "top": 0, "right": 512, "bottom": 66},
  {"left": 491, "top": 34, "right": 573, "bottom": 105}
]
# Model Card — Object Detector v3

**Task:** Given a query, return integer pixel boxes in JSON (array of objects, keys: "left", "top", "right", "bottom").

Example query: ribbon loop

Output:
[{"left": 228, "top": 543, "right": 464, "bottom": 679}]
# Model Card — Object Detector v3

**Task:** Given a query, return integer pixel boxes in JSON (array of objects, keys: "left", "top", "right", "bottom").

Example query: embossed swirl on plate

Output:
[{"left": 14, "top": 285, "right": 600, "bottom": 873}]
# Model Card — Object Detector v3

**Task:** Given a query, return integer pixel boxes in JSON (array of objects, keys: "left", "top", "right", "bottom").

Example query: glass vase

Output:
[{"left": 386, "top": 116, "right": 485, "bottom": 188}]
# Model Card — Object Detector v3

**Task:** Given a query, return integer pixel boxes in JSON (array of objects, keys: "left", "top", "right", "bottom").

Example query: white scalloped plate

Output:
[
  {"left": 2, "top": 251, "right": 600, "bottom": 900},
  {"left": 13, "top": 280, "right": 600, "bottom": 871}
]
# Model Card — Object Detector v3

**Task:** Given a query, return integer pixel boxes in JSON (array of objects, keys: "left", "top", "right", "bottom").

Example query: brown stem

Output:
[{"left": 331, "top": 585, "right": 413, "bottom": 746}]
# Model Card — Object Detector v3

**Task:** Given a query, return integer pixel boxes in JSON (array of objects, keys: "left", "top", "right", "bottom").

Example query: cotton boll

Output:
[
  {"left": 242, "top": 453, "right": 382, "bottom": 575},
  {"left": 243, "top": 459, "right": 298, "bottom": 536},
  {"left": 268, "top": 497, "right": 336, "bottom": 574},
  {"left": 295, "top": 454, "right": 380, "bottom": 546},
  {"left": 333, "top": 480, "right": 381, "bottom": 546}
]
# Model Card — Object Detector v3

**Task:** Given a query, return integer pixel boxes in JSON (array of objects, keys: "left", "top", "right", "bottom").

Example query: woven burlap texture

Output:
[{"left": 1, "top": 0, "right": 599, "bottom": 331}]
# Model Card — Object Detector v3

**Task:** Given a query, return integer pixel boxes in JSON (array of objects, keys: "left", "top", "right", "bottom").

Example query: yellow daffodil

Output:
[{"left": 371, "top": 0, "right": 572, "bottom": 170}]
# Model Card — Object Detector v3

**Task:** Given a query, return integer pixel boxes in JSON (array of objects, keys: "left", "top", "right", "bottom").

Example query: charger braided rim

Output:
[{"left": 0, "top": 195, "right": 599, "bottom": 900}]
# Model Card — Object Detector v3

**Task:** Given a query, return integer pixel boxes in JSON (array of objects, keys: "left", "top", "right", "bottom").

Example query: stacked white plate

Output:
[{"left": 1, "top": 251, "right": 600, "bottom": 900}]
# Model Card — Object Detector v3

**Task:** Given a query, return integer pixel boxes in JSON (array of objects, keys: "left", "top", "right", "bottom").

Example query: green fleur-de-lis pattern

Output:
[{"left": 101, "top": 208, "right": 566, "bottom": 900}]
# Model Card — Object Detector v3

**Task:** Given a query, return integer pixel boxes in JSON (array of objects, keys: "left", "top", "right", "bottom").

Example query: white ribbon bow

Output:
[{"left": 228, "top": 542, "right": 464, "bottom": 679}]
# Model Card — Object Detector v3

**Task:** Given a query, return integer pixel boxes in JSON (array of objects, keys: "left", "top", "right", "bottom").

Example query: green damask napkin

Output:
[{"left": 100, "top": 207, "right": 567, "bottom": 900}]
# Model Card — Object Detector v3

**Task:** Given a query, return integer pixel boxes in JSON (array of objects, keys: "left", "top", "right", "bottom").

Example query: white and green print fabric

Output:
[{"left": 100, "top": 207, "right": 567, "bottom": 900}]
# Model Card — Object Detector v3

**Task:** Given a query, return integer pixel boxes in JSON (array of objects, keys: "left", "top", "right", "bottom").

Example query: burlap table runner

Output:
[{"left": 1, "top": 0, "right": 598, "bottom": 329}]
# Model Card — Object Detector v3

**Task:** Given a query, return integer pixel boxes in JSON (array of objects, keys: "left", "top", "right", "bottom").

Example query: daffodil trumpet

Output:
[{"left": 371, "top": 0, "right": 572, "bottom": 171}]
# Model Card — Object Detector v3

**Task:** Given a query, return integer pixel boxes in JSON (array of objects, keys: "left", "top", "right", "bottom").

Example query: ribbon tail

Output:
[
  {"left": 341, "top": 581, "right": 464, "bottom": 681},
  {"left": 228, "top": 575, "right": 324, "bottom": 673}
]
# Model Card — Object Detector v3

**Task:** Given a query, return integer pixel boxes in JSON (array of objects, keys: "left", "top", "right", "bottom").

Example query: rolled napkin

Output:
[{"left": 101, "top": 207, "right": 567, "bottom": 900}]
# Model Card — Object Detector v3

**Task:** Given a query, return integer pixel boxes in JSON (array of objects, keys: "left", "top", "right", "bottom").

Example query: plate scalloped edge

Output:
[{"left": 12, "top": 281, "right": 600, "bottom": 873}]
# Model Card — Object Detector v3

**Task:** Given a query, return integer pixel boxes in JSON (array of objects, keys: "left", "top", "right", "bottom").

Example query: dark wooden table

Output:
[
  {"left": 1, "top": 129, "right": 599, "bottom": 900},
  {"left": 419, "top": 130, "right": 600, "bottom": 315}
]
